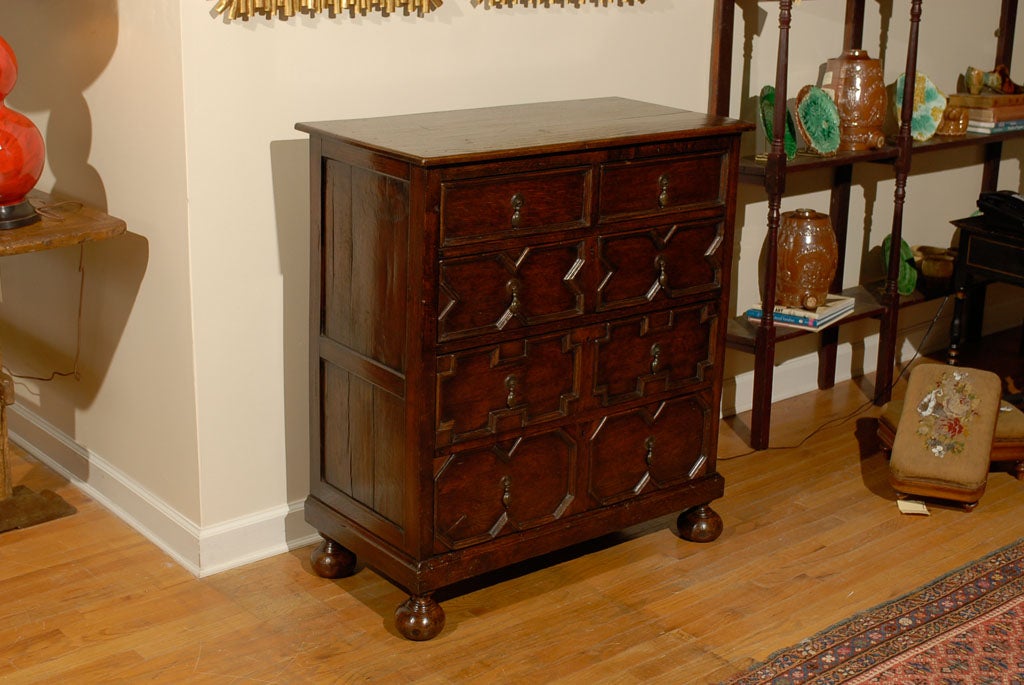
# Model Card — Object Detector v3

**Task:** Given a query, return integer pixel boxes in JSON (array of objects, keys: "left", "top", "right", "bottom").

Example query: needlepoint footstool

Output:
[
  {"left": 883, "top": 364, "right": 1003, "bottom": 509},
  {"left": 879, "top": 383, "right": 1024, "bottom": 482}
]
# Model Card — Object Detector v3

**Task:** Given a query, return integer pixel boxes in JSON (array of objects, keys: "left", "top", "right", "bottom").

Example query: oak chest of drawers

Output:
[{"left": 297, "top": 98, "right": 750, "bottom": 640}]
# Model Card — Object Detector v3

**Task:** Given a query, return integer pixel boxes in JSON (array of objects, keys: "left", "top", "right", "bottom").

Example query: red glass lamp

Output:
[{"left": 0, "top": 36, "right": 44, "bottom": 230}]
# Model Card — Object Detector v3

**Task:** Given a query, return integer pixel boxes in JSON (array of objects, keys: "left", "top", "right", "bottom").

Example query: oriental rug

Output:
[{"left": 721, "top": 538, "right": 1024, "bottom": 684}]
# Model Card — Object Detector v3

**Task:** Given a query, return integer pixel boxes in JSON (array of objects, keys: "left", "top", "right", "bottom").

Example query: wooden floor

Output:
[{"left": 2, "top": 339, "right": 1023, "bottom": 683}]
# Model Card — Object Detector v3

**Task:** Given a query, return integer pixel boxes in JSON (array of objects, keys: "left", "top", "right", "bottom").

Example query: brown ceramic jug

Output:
[
  {"left": 776, "top": 209, "right": 839, "bottom": 311},
  {"left": 823, "top": 49, "right": 887, "bottom": 151}
]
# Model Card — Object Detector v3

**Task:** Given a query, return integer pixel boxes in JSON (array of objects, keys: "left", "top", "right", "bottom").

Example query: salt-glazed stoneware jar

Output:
[
  {"left": 776, "top": 208, "right": 839, "bottom": 311},
  {"left": 823, "top": 49, "right": 887, "bottom": 151}
]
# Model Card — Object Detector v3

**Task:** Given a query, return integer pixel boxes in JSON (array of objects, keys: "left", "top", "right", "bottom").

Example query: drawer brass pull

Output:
[
  {"left": 644, "top": 436, "right": 655, "bottom": 467},
  {"left": 505, "top": 374, "right": 519, "bottom": 408},
  {"left": 501, "top": 475, "right": 512, "bottom": 509},
  {"left": 657, "top": 174, "right": 670, "bottom": 209},
  {"left": 655, "top": 255, "right": 669, "bottom": 289},
  {"left": 506, "top": 279, "right": 521, "bottom": 316},
  {"left": 510, "top": 194, "right": 524, "bottom": 229},
  {"left": 650, "top": 343, "right": 662, "bottom": 374}
]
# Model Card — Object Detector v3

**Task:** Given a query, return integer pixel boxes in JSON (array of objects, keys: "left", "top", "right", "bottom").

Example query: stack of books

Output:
[
  {"left": 949, "top": 92, "right": 1024, "bottom": 134},
  {"left": 744, "top": 294, "right": 856, "bottom": 331}
]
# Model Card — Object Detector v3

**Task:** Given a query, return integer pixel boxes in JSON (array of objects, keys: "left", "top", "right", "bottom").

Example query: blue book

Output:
[
  {"left": 744, "top": 294, "right": 855, "bottom": 329},
  {"left": 967, "top": 119, "right": 1024, "bottom": 133},
  {"left": 745, "top": 307, "right": 853, "bottom": 329}
]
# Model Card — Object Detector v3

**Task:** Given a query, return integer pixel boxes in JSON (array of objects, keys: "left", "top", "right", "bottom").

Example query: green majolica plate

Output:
[
  {"left": 759, "top": 85, "right": 798, "bottom": 160},
  {"left": 795, "top": 85, "right": 841, "bottom": 155},
  {"left": 894, "top": 72, "right": 947, "bottom": 142}
]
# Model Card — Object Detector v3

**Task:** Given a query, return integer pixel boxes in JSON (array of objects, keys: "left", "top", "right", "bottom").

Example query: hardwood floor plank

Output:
[{"left": 0, "top": 340, "right": 1021, "bottom": 683}]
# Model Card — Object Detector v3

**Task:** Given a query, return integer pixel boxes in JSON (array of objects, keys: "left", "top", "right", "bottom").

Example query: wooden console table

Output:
[{"left": 0, "top": 191, "right": 126, "bottom": 532}]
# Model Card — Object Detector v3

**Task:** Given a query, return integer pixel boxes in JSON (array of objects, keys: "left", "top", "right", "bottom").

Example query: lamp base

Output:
[
  {"left": 0, "top": 200, "right": 41, "bottom": 230},
  {"left": 0, "top": 485, "right": 76, "bottom": 533}
]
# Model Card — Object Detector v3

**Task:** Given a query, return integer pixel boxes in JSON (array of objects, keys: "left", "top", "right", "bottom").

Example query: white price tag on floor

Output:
[{"left": 897, "top": 499, "right": 931, "bottom": 516}]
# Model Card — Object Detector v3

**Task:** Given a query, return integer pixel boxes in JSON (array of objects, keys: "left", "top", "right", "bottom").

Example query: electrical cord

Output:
[{"left": 719, "top": 294, "right": 951, "bottom": 461}]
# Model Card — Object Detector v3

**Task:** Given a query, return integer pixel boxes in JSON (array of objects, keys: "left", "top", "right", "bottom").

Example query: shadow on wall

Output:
[
  {"left": 270, "top": 138, "right": 314, "bottom": 514},
  {"left": 0, "top": 3, "right": 147, "bottom": 432}
]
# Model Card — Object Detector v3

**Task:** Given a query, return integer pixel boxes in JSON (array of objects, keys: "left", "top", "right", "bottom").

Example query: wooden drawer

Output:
[
  {"left": 438, "top": 240, "right": 586, "bottom": 342},
  {"left": 592, "top": 303, "right": 717, "bottom": 407},
  {"left": 586, "top": 393, "right": 713, "bottom": 506},
  {"left": 595, "top": 219, "right": 725, "bottom": 312},
  {"left": 440, "top": 167, "right": 591, "bottom": 247},
  {"left": 436, "top": 332, "right": 582, "bottom": 446},
  {"left": 433, "top": 428, "right": 578, "bottom": 551},
  {"left": 598, "top": 152, "right": 725, "bottom": 222}
]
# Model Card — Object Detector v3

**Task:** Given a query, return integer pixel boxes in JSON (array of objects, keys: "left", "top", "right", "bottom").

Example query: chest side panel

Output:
[{"left": 316, "top": 156, "right": 411, "bottom": 545}]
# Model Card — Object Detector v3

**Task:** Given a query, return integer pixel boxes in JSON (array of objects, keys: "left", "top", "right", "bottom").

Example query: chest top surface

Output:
[{"left": 296, "top": 97, "right": 751, "bottom": 166}]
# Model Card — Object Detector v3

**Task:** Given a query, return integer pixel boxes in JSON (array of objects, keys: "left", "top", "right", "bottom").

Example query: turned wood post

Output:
[{"left": 0, "top": 350, "right": 12, "bottom": 500}]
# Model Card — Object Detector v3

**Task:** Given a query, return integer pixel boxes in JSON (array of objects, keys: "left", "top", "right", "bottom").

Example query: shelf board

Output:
[
  {"left": 738, "top": 147, "right": 896, "bottom": 180},
  {"left": 726, "top": 282, "right": 926, "bottom": 352},
  {"left": 738, "top": 129, "right": 1024, "bottom": 182},
  {"left": 909, "top": 129, "right": 1024, "bottom": 153}
]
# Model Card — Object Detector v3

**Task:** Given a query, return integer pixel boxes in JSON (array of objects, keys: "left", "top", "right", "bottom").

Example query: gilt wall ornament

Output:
[
  {"left": 214, "top": 0, "right": 441, "bottom": 17},
  {"left": 214, "top": 0, "right": 642, "bottom": 17},
  {"left": 472, "top": 0, "right": 644, "bottom": 7}
]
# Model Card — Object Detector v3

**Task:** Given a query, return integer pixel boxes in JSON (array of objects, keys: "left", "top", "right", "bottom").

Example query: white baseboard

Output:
[
  {"left": 7, "top": 405, "right": 318, "bottom": 577},
  {"left": 198, "top": 502, "right": 319, "bottom": 577}
]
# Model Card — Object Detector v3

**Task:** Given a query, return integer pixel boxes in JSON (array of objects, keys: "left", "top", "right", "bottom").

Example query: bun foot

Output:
[
  {"left": 310, "top": 535, "right": 357, "bottom": 579},
  {"left": 395, "top": 594, "right": 445, "bottom": 641},
  {"left": 676, "top": 504, "right": 723, "bottom": 543}
]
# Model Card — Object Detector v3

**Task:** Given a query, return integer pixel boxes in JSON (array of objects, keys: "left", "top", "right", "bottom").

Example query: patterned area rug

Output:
[{"left": 722, "top": 538, "right": 1024, "bottom": 684}]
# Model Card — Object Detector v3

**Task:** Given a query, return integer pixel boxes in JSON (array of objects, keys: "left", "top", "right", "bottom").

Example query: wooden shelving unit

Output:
[
  {"left": 726, "top": 283, "right": 925, "bottom": 352},
  {"left": 709, "top": 0, "right": 1021, "bottom": 449}
]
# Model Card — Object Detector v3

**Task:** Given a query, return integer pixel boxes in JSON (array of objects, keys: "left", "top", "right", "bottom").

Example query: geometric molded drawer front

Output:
[
  {"left": 598, "top": 153, "right": 725, "bottom": 223},
  {"left": 592, "top": 304, "right": 716, "bottom": 407},
  {"left": 440, "top": 167, "right": 591, "bottom": 247},
  {"left": 586, "top": 394, "right": 711, "bottom": 506},
  {"left": 434, "top": 429, "right": 577, "bottom": 550},
  {"left": 438, "top": 241, "right": 586, "bottom": 342},
  {"left": 595, "top": 220, "right": 723, "bottom": 311},
  {"left": 436, "top": 332, "right": 582, "bottom": 446}
]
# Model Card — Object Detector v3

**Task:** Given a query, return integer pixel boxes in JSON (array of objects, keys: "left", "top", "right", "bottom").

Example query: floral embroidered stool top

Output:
[{"left": 889, "top": 364, "right": 1002, "bottom": 508}]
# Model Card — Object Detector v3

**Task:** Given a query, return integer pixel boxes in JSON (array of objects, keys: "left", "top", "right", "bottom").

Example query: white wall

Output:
[
  {"left": 1, "top": 0, "right": 1021, "bottom": 575},
  {"left": 0, "top": 3, "right": 202, "bottom": 565}
]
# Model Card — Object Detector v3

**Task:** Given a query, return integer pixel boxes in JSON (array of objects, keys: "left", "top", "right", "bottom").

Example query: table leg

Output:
[
  {"left": 948, "top": 286, "right": 967, "bottom": 366},
  {"left": 0, "top": 351, "right": 76, "bottom": 532},
  {"left": 0, "top": 353, "right": 12, "bottom": 500}
]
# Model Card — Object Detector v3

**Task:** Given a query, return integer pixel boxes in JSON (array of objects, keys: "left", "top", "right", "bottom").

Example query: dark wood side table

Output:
[
  {"left": 947, "top": 215, "right": 1024, "bottom": 366},
  {"left": 0, "top": 191, "right": 126, "bottom": 532}
]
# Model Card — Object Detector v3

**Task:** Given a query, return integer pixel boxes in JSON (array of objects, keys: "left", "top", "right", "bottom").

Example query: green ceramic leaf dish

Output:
[
  {"left": 882, "top": 234, "right": 918, "bottom": 296},
  {"left": 759, "top": 85, "right": 798, "bottom": 160},
  {"left": 894, "top": 72, "right": 947, "bottom": 142},
  {"left": 795, "top": 85, "right": 841, "bottom": 155}
]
